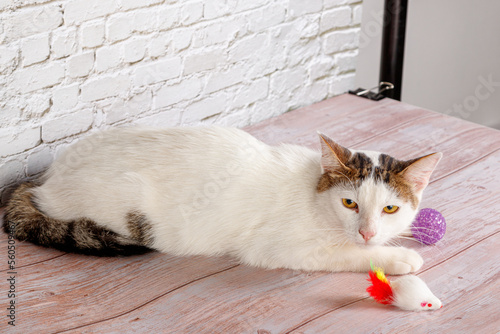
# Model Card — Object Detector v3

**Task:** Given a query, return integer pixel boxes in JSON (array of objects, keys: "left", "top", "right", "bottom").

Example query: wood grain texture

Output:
[
  {"left": 11, "top": 252, "right": 238, "bottom": 333},
  {"left": 1, "top": 94, "right": 499, "bottom": 333},
  {"left": 246, "top": 94, "right": 433, "bottom": 147}
]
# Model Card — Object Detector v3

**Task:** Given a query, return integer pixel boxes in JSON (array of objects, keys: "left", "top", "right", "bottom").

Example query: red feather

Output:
[{"left": 366, "top": 270, "right": 394, "bottom": 305}]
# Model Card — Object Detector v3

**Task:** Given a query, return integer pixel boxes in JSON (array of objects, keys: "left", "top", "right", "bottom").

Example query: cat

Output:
[{"left": 3, "top": 127, "right": 442, "bottom": 275}]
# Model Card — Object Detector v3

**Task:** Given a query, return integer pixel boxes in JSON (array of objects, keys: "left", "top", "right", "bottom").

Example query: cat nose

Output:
[{"left": 359, "top": 229, "right": 376, "bottom": 241}]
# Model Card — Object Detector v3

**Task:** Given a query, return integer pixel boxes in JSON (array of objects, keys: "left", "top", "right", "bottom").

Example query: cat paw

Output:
[{"left": 384, "top": 248, "right": 424, "bottom": 275}]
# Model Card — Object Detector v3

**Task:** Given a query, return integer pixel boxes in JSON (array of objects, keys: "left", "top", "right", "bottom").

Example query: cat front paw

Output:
[{"left": 384, "top": 248, "right": 424, "bottom": 275}]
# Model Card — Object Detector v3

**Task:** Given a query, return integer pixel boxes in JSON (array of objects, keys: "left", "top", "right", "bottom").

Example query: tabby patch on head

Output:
[
  {"left": 374, "top": 154, "right": 420, "bottom": 208},
  {"left": 317, "top": 133, "right": 442, "bottom": 209}
]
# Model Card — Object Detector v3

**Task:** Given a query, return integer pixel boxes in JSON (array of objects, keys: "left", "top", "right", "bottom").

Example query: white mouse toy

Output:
[{"left": 366, "top": 264, "right": 442, "bottom": 311}]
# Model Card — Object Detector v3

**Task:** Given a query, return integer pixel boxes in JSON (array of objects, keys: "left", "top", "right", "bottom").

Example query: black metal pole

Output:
[{"left": 379, "top": 0, "right": 408, "bottom": 100}]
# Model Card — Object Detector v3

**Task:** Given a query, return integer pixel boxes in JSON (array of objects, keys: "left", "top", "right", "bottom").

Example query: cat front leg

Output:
[
  {"left": 297, "top": 244, "right": 424, "bottom": 275},
  {"left": 369, "top": 246, "right": 424, "bottom": 275}
]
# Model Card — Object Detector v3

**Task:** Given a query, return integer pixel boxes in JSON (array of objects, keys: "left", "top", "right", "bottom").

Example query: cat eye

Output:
[
  {"left": 342, "top": 198, "right": 358, "bottom": 209},
  {"left": 383, "top": 205, "right": 399, "bottom": 214}
]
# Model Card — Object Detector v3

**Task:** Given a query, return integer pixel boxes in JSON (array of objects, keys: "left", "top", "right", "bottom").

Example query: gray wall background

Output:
[{"left": 356, "top": 0, "right": 500, "bottom": 129}]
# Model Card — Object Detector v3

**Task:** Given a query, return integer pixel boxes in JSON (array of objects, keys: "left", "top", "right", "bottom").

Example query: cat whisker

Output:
[
  {"left": 395, "top": 236, "right": 418, "bottom": 241},
  {"left": 430, "top": 244, "right": 446, "bottom": 257},
  {"left": 307, "top": 228, "right": 346, "bottom": 232},
  {"left": 337, "top": 239, "right": 349, "bottom": 249},
  {"left": 410, "top": 226, "right": 439, "bottom": 232},
  {"left": 386, "top": 239, "right": 403, "bottom": 248}
]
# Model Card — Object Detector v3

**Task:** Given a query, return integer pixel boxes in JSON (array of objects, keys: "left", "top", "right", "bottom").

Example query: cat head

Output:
[{"left": 316, "top": 133, "right": 442, "bottom": 247}]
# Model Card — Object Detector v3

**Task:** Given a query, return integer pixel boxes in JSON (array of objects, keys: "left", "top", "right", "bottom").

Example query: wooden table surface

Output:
[{"left": 1, "top": 94, "right": 499, "bottom": 333}]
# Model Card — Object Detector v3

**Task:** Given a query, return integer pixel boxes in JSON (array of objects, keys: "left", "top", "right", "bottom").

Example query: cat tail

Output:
[{"left": 3, "top": 182, "right": 152, "bottom": 257}]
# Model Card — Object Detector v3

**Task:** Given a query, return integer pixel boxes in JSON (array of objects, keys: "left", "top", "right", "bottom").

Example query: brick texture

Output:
[{"left": 0, "top": 0, "right": 363, "bottom": 204}]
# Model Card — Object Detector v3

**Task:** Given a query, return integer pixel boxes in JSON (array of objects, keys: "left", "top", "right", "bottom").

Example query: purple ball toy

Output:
[{"left": 411, "top": 208, "right": 446, "bottom": 245}]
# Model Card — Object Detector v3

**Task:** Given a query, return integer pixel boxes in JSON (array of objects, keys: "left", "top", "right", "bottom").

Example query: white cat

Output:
[{"left": 4, "top": 127, "right": 442, "bottom": 274}]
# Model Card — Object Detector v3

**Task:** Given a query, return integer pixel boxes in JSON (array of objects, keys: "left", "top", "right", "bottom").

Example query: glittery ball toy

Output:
[{"left": 411, "top": 208, "right": 446, "bottom": 245}]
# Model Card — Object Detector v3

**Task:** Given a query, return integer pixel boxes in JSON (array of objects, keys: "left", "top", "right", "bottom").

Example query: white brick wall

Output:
[{"left": 0, "top": 0, "right": 363, "bottom": 205}]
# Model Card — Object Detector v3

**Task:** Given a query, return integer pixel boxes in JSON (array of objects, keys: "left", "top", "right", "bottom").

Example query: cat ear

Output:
[
  {"left": 317, "top": 132, "right": 352, "bottom": 172},
  {"left": 400, "top": 152, "right": 443, "bottom": 194}
]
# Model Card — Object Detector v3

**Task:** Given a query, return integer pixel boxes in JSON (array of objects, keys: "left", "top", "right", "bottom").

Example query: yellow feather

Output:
[{"left": 374, "top": 267, "right": 389, "bottom": 284}]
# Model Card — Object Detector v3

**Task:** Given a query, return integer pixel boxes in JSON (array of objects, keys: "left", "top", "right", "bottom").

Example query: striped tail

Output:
[{"left": 3, "top": 183, "right": 152, "bottom": 257}]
